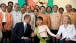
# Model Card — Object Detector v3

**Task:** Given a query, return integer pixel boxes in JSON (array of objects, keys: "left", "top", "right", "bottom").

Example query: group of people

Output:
[{"left": 0, "top": 1, "right": 76, "bottom": 43}]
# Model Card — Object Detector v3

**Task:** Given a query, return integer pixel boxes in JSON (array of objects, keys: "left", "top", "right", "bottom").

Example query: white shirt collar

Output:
[
  {"left": 24, "top": 22, "right": 27, "bottom": 26},
  {"left": 13, "top": 10, "right": 19, "bottom": 13},
  {"left": 53, "top": 12, "right": 59, "bottom": 14},
  {"left": 2, "top": 11, "right": 7, "bottom": 15}
]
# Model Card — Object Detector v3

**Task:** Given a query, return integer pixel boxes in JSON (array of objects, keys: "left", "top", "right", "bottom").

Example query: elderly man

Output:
[
  {"left": 11, "top": 3, "right": 22, "bottom": 28},
  {"left": 23, "top": 6, "right": 35, "bottom": 30},
  {"left": 62, "top": 4, "right": 76, "bottom": 28}
]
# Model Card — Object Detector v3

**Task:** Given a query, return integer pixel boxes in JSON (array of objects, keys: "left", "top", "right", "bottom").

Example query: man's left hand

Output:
[{"left": 65, "top": 38, "right": 70, "bottom": 41}]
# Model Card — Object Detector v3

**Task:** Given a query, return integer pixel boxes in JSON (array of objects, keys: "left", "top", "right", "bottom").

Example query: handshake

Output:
[
  {"left": 56, "top": 35, "right": 70, "bottom": 41},
  {"left": 31, "top": 33, "right": 70, "bottom": 41}
]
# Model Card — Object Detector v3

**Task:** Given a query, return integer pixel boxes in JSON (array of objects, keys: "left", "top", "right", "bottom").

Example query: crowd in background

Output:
[{"left": 0, "top": 1, "right": 76, "bottom": 43}]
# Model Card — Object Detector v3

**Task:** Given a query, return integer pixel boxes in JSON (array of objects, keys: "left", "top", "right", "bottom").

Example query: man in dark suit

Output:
[{"left": 7, "top": 15, "right": 32, "bottom": 43}]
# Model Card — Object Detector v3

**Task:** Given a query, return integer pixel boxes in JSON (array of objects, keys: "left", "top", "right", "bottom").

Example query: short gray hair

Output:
[
  {"left": 24, "top": 15, "right": 31, "bottom": 20},
  {"left": 14, "top": 3, "right": 19, "bottom": 7}
]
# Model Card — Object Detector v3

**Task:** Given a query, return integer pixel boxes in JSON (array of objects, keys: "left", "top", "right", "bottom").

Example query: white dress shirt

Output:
[
  {"left": 2, "top": 11, "right": 7, "bottom": 22},
  {"left": 23, "top": 22, "right": 27, "bottom": 32},
  {"left": 12, "top": 11, "right": 22, "bottom": 28},
  {"left": 57, "top": 24, "right": 76, "bottom": 41},
  {"left": 22, "top": 12, "right": 35, "bottom": 30}
]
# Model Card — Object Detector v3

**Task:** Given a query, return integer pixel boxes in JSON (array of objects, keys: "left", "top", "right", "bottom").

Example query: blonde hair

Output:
[{"left": 63, "top": 15, "right": 71, "bottom": 24}]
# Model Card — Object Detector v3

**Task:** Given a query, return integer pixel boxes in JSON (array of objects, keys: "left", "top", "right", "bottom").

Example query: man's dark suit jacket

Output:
[
  {"left": 7, "top": 22, "right": 32, "bottom": 43},
  {"left": 12, "top": 22, "right": 32, "bottom": 40}
]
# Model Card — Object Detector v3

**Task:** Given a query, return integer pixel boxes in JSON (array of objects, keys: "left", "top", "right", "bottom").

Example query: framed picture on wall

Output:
[{"left": 26, "top": 0, "right": 48, "bottom": 9}]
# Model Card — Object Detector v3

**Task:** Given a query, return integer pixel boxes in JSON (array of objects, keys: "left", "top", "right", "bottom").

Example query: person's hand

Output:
[
  {"left": 56, "top": 34, "right": 61, "bottom": 39},
  {"left": 65, "top": 38, "right": 70, "bottom": 41},
  {"left": 21, "top": 37, "right": 28, "bottom": 39},
  {"left": 2, "top": 28, "right": 6, "bottom": 32},
  {"left": 24, "top": 37, "right": 29, "bottom": 39},
  {"left": 31, "top": 33, "right": 35, "bottom": 37}
]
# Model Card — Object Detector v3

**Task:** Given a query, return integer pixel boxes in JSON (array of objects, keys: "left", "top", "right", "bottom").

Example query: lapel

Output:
[{"left": 20, "top": 22, "right": 24, "bottom": 34}]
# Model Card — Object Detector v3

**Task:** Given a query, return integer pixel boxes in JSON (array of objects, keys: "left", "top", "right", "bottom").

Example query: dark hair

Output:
[
  {"left": 37, "top": 16, "right": 43, "bottom": 21},
  {"left": 59, "top": 7, "right": 64, "bottom": 11},
  {"left": 53, "top": 5, "right": 58, "bottom": 8},
  {"left": 0, "top": 5, "right": 1, "bottom": 7},
  {"left": 22, "top": 3, "right": 27, "bottom": 8},
  {"left": 7, "top": 5, "right": 12, "bottom": 9},
  {"left": 35, "top": 5, "right": 40, "bottom": 9},
  {"left": 40, "top": 6, "right": 45, "bottom": 10},
  {"left": 46, "top": 6, "right": 52, "bottom": 12},
  {"left": 1, "top": 3, "right": 6, "bottom": 8},
  {"left": 75, "top": 9, "right": 76, "bottom": 12},
  {"left": 8, "top": 1, "right": 13, "bottom": 5},
  {"left": 24, "top": 15, "right": 31, "bottom": 20},
  {"left": 72, "top": 8, "right": 76, "bottom": 12},
  {"left": 34, "top": 8, "right": 39, "bottom": 12}
]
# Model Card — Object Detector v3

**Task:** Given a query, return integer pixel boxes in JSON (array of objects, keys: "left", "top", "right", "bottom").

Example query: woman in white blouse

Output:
[
  {"left": 56, "top": 15, "right": 76, "bottom": 43},
  {"left": 33, "top": 16, "right": 56, "bottom": 43}
]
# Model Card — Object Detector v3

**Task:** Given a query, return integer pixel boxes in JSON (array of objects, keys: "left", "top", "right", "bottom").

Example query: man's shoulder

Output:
[{"left": 16, "top": 22, "right": 23, "bottom": 25}]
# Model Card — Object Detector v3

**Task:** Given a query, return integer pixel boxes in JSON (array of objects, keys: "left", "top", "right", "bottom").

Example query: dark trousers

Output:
[
  {"left": 60, "top": 39, "right": 76, "bottom": 43},
  {"left": 34, "top": 36, "right": 40, "bottom": 43},
  {"left": 20, "top": 39, "right": 30, "bottom": 43},
  {"left": 7, "top": 39, "right": 30, "bottom": 43},
  {"left": 50, "top": 29, "right": 59, "bottom": 43},
  {"left": 1, "top": 22, "right": 12, "bottom": 43}
]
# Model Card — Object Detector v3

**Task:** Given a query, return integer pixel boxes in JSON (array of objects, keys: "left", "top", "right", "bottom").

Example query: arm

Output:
[
  {"left": 46, "top": 25, "right": 56, "bottom": 37},
  {"left": 47, "top": 16, "right": 51, "bottom": 28},
  {"left": 12, "top": 23, "right": 22, "bottom": 39},
  {"left": 56, "top": 26, "right": 62, "bottom": 39},
  {"left": 7, "top": 14, "right": 13, "bottom": 30},
  {"left": 0, "top": 13, "right": 2, "bottom": 29},
  {"left": 68, "top": 25, "right": 76, "bottom": 39},
  {"left": 28, "top": 25, "right": 32, "bottom": 38},
  {"left": 31, "top": 29, "right": 36, "bottom": 37}
]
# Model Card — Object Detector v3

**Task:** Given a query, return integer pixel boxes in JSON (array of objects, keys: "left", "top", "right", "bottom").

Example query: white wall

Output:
[
  {"left": 70, "top": 0, "right": 76, "bottom": 8},
  {"left": 54, "top": 0, "right": 76, "bottom": 12},
  {"left": 0, "top": 0, "right": 76, "bottom": 10},
  {"left": 0, "top": 0, "right": 18, "bottom": 5}
]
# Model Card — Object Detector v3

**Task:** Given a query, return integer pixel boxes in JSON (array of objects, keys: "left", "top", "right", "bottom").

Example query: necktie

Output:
[{"left": 24, "top": 24, "right": 27, "bottom": 33}]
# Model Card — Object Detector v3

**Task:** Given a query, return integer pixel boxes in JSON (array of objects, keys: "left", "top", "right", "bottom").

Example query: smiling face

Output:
[
  {"left": 66, "top": 4, "right": 72, "bottom": 12},
  {"left": 36, "top": 17, "right": 43, "bottom": 26},
  {"left": 1, "top": 4, "right": 6, "bottom": 12},
  {"left": 34, "top": 9, "right": 38, "bottom": 16},
  {"left": 7, "top": 6, "right": 12, "bottom": 13},
  {"left": 26, "top": 6, "right": 31, "bottom": 13},
  {"left": 40, "top": 6, "right": 45, "bottom": 13},
  {"left": 53, "top": 5, "right": 58, "bottom": 12},
  {"left": 14, "top": 5, "right": 20, "bottom": 11},
  {"left": 21, "top": 8, "right": 25, "bottom": 14},
  {"left": 37, "top": 19, "right": 43, "bottom": 25},
  {"left": 63, "top": 16, "right": 70, "bottom": 24},
  {"left": 46, "top": 7, "right": 52, "bottom": 13}
]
